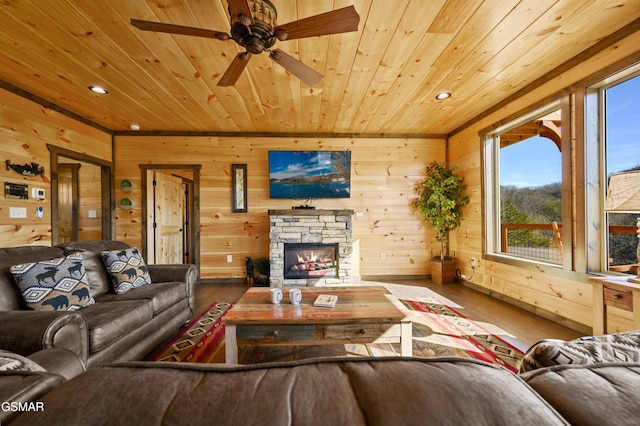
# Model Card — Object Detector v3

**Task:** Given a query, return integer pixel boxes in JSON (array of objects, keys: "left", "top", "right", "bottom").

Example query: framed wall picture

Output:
[{"left": 232, "top": 164, "right": 247, "bottom": 213}]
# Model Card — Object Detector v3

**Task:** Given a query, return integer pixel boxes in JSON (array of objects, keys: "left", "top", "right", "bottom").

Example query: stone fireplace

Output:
[{"left": 269, "top": 209, "right": 353, "bottom": 287}]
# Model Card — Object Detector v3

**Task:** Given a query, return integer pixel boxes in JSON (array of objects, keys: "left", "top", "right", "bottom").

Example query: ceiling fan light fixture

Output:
[
  {"left": 245, "top": 35, "right": 265, "bottom": 54},
  {"left": 131, "top": 2, "right": 360, "bottom": 87},
  {"left": 436, "top": 91, "right": 451, "bottom": 100},
  {"left": 88, "top": 85, "right": 108, "bottom": 94}
]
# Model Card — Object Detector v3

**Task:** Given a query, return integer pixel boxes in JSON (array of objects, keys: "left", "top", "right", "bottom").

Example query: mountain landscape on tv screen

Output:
[{"left": 269, "top": 151, "right": 351, "bottom": 199}]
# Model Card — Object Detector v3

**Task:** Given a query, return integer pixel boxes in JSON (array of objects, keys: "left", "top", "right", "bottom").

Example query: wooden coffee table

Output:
[{"left": 222, "top": 286, "right": 412, "bottom": 364}]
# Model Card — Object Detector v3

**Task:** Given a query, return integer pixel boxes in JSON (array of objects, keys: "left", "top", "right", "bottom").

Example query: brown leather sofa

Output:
[
  {"left": 0, "top": 240, "right": 196, "bottom": 367},
  {"left": 520, "top": 361, "right": 640, "bottom": 425},
  {"left": 8, "top": 357, "right": 571, "bottom": 426},
  {"left": 4, "top": 353, "right": 640, "bottom": 425}
]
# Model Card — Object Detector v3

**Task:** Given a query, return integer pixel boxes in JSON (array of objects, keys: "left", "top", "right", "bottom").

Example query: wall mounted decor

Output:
[
  {"left": 119, "top": 197, "right": 135, "bottom": 210},
  {"left": 5, "top": 160, "right": 49, "bottom": 182},
  {"left": 4, "top": 182, "right": 28, "bottom": 199},
  {"left": 119, "top": 179, "right": 134, "bottom": 192},
  {"left": 232, "top": 164, "right": 247, "bottom": 213}
]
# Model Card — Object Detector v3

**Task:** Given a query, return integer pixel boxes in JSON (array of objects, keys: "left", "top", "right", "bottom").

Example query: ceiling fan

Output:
[{"left": 131, "top": 0, "right": 360, "bottom": 87}]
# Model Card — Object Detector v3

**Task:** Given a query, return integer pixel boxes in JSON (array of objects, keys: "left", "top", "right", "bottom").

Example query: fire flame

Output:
[{"left": 296, "top": 251, "right": 331, "bottom": 264}]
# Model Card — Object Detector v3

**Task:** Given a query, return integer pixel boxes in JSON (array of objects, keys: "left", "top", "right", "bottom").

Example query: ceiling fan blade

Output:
[
  {"left": 131, "top": 19, "right": 229, "bottom": 40},
  {"left": 227, "top": 0, "right": 254, "bottom": 25},
  {"left": 218, "top": 52, "right": 251, "bottom": 87},
  {"left": 269, "top": 49, "right": 323, "bottom": 86},
  {"left": 274, "top": 6, "right": 360, "bottom": 41}
]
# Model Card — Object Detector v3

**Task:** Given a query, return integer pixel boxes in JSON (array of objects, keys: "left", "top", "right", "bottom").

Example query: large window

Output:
[
  {"left": 600, "top": 74, "right": 640, "bottom": 275},
  {"left": 484, "top": 101, "right": 567, "bottom": 267},
  {"left": 484, "top": 62, "right": 640, "bottom": 275}
]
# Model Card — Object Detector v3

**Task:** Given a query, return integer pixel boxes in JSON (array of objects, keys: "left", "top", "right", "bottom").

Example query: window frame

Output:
[
  {"left": 482, "top": 98, "right": 573, "bottom": 271},
  {"left": 585, "top": 65, "right": 640, "bottom": 275}
]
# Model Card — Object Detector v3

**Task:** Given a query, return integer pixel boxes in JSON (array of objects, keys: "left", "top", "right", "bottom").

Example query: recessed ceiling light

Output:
[
  {"left": 435, "top": 92, "right": 451, "bottom": 100},
  {"left": 129, "top": 124, "right": 140, "bottom": 131},
  {"left": 88, "top": 85, "right": 108, "bottom": 94}
]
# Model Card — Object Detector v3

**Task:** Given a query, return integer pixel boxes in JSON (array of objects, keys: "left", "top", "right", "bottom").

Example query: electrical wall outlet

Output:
[
  {"left": 380, "top": 252, "right": 387, "bottom": 260},
  {"left": 227, "top": 255, "right": 233, "bottom": 263},
  {"left": 470, "top": 257, "right": 477, "bottom": 267}
]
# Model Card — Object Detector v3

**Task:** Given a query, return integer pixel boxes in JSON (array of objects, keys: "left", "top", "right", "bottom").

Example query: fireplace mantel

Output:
[
  {"left": 268, "top": 209, "right": 354, "bottom": 216},
  {"left": 269, "top": 209, "right": 354, "bottom": 287}
]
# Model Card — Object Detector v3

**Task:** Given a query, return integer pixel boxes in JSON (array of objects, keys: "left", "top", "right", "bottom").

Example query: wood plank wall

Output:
[
  {"left": 0, "top": 89, "right": 111, "bottom": 247},
  {"left": 448, "top": 30, "right": 640, "bottom": 334},
  {"left": 114, "top": 136, "right": 445, "bottom": 279}
]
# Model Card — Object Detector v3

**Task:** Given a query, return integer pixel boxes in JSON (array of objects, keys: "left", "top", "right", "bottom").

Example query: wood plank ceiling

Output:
[{"left": 0, "top": 0, "right": 638, "bottom": 135}]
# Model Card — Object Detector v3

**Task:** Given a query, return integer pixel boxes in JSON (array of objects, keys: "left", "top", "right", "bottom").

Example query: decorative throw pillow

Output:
[
  {"left": 518, "top": 331, "right": 640, "bottom": 373},
  {"left": 0, "top": 350, "right": 46, "bottom": 372},
  {"left": 10, "top": 252, "right": 95, "bottom": 311},
  {"left": 101, "top": 247, "right": 152, "bottom": 294}
]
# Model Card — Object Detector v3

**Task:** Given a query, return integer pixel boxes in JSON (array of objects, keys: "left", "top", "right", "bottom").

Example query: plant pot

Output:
[{"left": 431, "top": 258, "right": 456, "bottom": 284}]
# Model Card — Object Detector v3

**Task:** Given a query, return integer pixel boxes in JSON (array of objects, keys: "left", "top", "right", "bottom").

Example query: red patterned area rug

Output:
[
  {"left": 395, "top": 298, "right": 524, "bottom": 373},
  {"left": 147, "top": 298, "right": 524, "bottom": 372},
  {"left": 146, "top": 302, "right": 233, "bottom": 363}
]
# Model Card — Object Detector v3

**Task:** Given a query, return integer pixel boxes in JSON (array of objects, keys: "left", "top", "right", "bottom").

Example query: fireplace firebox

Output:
[{"left": 284, "top": 243, "right": 338, "bottom": 279}]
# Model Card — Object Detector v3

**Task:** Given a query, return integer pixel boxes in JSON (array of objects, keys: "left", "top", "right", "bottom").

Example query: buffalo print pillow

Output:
[
  {"left": 101, "top": 247, "right": 152, "bottom": 294},
  {"left": 10, "top": 252, "right": 95, "bottom": 311},
  {"left": 0, "top": 350, "right": 46, "bottom": 372}
]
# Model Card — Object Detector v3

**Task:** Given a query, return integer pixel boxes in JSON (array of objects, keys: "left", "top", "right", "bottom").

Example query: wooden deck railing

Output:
[{"left": 500, "top": 223, "right": 637, "bottom": 264}]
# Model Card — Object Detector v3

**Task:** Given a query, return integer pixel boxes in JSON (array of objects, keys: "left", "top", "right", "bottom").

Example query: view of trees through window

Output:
[
  {"left": 605, "top": 75, "right": 640, "bottom": 272},
  {"left": 498, "top": 108, "right": 563, "bottom": 264}
]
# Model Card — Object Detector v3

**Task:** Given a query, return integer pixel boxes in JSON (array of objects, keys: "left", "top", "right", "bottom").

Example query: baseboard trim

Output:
[
  {"left": 360, "top": 274, "right": 430, "bottom": 282},
  {"left": 198, "top": 277, "right": 247, "bottom": 285},
  {"left": 459, "top": 279, "right": 590, "bottom": 335}
]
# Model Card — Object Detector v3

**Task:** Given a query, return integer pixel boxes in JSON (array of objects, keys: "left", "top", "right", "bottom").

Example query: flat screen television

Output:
[{"left": 268, "top": 150, "right": 351, "bottom": 199}]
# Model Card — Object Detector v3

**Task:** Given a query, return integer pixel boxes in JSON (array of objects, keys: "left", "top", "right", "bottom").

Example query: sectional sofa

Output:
[{"left": 4, "top": 354, "right": 640, "bottom": 425}]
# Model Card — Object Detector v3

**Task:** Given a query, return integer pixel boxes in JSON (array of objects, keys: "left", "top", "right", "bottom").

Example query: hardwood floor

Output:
[
  {"left": 192, "top": 278, "right": 582, "bottom": 354},
  {"left": 382, "top": 278, "right": 583, "bottom": 349}
]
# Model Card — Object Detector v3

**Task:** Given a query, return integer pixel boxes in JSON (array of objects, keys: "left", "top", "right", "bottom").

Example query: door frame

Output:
[
  {"left": 49, "top": 144, "right": 113, "bottom": 244},
  {"left": 181, "top": 176, "right": 194, "bottom": 265},
  {"left": 140, "top": 164, "right": 201, "bottom": 278},
  {"left": 58, "top": 162, "right": 81, "bottom": 242}
]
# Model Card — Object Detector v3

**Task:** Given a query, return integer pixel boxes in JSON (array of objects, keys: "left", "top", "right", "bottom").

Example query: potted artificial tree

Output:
[
  {"left": 252, "top": 257, "right": 271, "bottom": 286},
  {"left": 412, "top": 161, "right": 469, "bottom": 284}
]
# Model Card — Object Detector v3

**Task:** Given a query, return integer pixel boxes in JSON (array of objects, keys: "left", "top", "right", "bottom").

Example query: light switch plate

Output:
[{"left": 10, "top": 207, "right": 27, "bottom": 218}]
